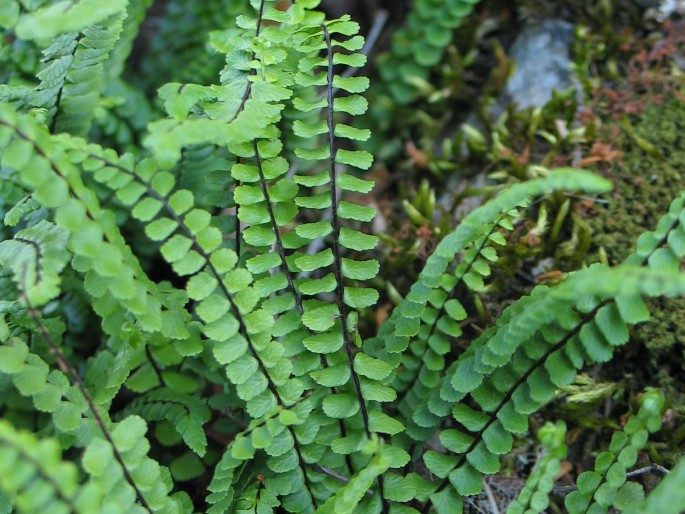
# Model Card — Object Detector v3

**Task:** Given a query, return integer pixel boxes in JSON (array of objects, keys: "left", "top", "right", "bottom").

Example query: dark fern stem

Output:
[
  {"left": 231, "top": 0, "right": 267, "bottom": 259},
  {"left": 14, "top": 237, "right": 43, "bottom": 283},
  {"left": 253, "top": 141, "right": 303, "bottom": 315},
  {"left": 323, "top": 23, "right": 388, "bottom": 513},
  {"left": 20, "top": 275, "right": 154, "bottom": 514}
]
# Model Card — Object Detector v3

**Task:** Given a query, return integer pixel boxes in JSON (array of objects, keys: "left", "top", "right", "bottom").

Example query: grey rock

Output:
[
  {"left": 645, "top": 0, "right": 685, "bottom": 21},
  {"left": 504, "top": 19, "right": 575, "bottom": 110}
]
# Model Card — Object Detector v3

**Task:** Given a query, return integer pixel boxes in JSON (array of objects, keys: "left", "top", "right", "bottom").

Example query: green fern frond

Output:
[
  {"left": 0, "top": 220, "right": 69, "bottom": 305},
  {"left": 394, "top": 208, "right": 521, "bottom": 440},
  {"left": 507, "top": 421, "right": 567, "bottom": 514},
  {"left": 565, "top": 389, "right": 665, "bottom": 513},
  {"left": 377, "top": 0, "right": 483, "bottom": 103},
  {"left": 0, "top": 420, "right": 104, "bottom": 514},
  {"left": 123, "top": 388, "right": 210, "bottom": 457}
]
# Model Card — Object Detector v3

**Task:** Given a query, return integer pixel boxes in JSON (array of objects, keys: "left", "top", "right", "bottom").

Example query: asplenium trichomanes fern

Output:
[{"left": 1, "top": 1, "right": 685, "bottom": 514}]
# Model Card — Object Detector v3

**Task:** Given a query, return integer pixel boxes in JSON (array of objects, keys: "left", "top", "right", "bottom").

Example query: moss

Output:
[
  {"left": 587, "top": 97, "right": 685, "bottom": 432},
  {"left": 591, "top": 97, "right": 685, "bottom": 264}
]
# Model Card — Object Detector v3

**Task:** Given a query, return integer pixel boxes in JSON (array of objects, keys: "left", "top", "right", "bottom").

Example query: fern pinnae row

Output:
[
  {"left": 322, "top": 21, "right": 391, "bottom": 514},
  {"left": 229, "top": 0, "right": 266, "bottom": 256},
  {"left": 0, "top": 426, "right": 82, "bottom": 513},
  {"left": 566, "top": 389, "right": 665, "bottom": 514},
  {"left": 253, "top": 139, "right": 302, "bottom": 314},
  {"left": 420, "top": 300, "right": 609, "bottom": 512},
  {"left": 395, "top": 218, "right": 505, "bottom": 409},
  {"left": 19, "top": 282, "right": 154, "bottom": 514},
  {"left": 322, "top": 22, "right": 371, "bottom": 439},
  {"left": 321, "top": 24, "right": 371, "bottom": 448},
  {"left": 229, "top": 0, "right": 266, "bottom": 123}
]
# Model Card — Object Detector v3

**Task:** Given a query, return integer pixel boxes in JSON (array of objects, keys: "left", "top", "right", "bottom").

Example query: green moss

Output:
[
  {"left": 589, "top": 97, "right": 685, "bottom": 406},
  {"left": 591, "top": 97, "right": 685, "bottom": 264}
]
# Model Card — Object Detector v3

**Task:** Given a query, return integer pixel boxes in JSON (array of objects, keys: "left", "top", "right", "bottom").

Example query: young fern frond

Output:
[
  {"left": 506, "top": 421, "right": 567, "bottom": 514},
  {"left": 0, "top": 220, "right": 70, "bottom": 306},
  {"left": 395, "top": 208, "right": 521, "bottom": 440},
  {"left": 565, "top": 389, "right": 665, "bottom": 513},
  {"left": 379, "top": 168, "right": 612, "bottom": 355},
  {"left": 13, "top": 1, "right": 128, "bottom": 135},
  {"left": 122, "top": 388, "right": 211, "bottom": 457},
  {"left": 377, "top": 0, "right": 483, "bottom": 103}
]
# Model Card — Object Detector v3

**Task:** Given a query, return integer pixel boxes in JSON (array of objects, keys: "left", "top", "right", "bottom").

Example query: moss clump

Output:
[
  {"left": 591, "top": 97, "right": 685, "bottom": 264},
  {"left": 588, "top": 96, "right": 685, "bottom": 420}
]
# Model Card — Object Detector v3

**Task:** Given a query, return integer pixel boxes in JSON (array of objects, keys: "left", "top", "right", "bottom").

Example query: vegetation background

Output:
[{"left": 1, "top": 0, "right": 685, "bottom": 513}]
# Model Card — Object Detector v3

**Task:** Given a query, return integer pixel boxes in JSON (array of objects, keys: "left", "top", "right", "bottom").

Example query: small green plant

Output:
[
  {"left": 0, "top": 1, "right": 684, "bottom": 513},
  {"left": 377, "top": 0, "right": 482, "bottom": 104}
]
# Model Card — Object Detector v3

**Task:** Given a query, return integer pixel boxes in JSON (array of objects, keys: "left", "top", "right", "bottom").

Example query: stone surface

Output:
[{"left": 504, "top": 19, "right": 575, "bottom": 110}]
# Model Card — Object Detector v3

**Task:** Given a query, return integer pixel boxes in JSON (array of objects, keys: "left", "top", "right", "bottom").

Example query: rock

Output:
[
  {"left": 503, "top": 19, "right": 575, "bottom": 110},
  {"left": 645, "top": 0, "right": 685, "bottom": 21}
]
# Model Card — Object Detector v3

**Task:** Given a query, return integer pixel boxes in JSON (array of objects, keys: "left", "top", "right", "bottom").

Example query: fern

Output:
[
  {"left": 1, "top": 1, "right": 685, "bottom": 513},
  {"left": 565, "top": 389, "right": 665, "bottom": 513},
  {"left": 623, "top": 459, "right": 685, "bottom": 514},
  {"left": 0, "top": 420, "right": 103, "bottom": 514},
  {"left": 506, "top": 421, "right": 567, "bottom": 514},
  {"left": 377, "top": 0, "right": 483, "bottom": 104}
]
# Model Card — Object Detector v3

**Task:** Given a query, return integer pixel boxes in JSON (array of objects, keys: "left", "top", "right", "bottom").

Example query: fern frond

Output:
[
  {"left": 507, "top": 421, "right": 567, "bottom": 514},
  {"left": 316, "top": 438, "right": 392, "bottom": 514},
  {"left": 381, "top": 168, "right": 611, "bottom": 354},
  {"left": 124, "top": 388, "right": 210, "bottom": 457},
  {"left": 0, "top": 220, "right": 70, "bottom": 305},
  {"left": 50, "top": 11, "right": 126, "bottom": 135},
  {"left": 565, "top": 389, "right": 665, "bottom": 513},
  {"left": 0, "top": 420, "right": 103, "bottom": 514},
  {"left": 395, "top": 208, "right": 521, "bottom": 441},
  {"left": 3, "top": 194, "right": 42, "bottom": 227},
  {"left": 377, "top": 0, "right": 482, "bottom": 103},
  {"left": 13, "top": 1, "right": 128, "bottom": 135}
]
